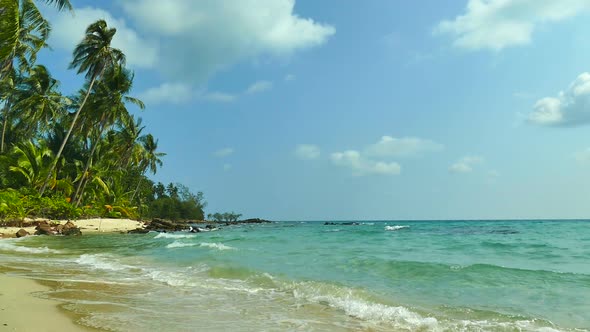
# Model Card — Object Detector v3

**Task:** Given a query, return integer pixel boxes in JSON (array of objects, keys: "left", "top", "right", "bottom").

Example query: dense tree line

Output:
[{"left": 0, "top": 1, "right": 205, "bottom": 222}]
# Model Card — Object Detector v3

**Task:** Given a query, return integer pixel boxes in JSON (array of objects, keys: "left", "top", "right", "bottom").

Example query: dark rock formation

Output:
[
  {"left": 35, "top": 221, "right": 55, "bottom": 235},
  {"left": 34, "top": 220, "right": 82, "bottom": 236},
  {"left": 16, "top": 229, "right": 29, "bottom": 238},
  {"left": 145, "top": 218, "right": 187, "bottom": 232},
  {"left": 127, "top": 228, "right": 150, "bottom": 234},
  {"left": 62, "top": 227, "right": 82, "bottom": 236},
  {"left": 240, "top": 218, "right": 272, "bottom": 224}
]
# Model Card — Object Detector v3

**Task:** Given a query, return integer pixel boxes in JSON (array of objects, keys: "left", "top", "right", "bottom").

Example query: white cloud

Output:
[
  {"left": 435, "top": 0, "right": 590, "bottom": 51},
  {"left": 223, "top": 164, "right": 232, "bottom": 171},
  {"left": 450, "top": 156, "right": 484, "bottom": 173},
  {"left": 295, "top": 144, "right": 320, "bottom": 160},
  {"left": 214, "top": 148, "right": 234, "bottom": 158},
  {"left": 327, "top": 136, "right": 440, "bottom": 176},
  {"left": 365, "top": 136, "right": 444, "bottom": 158},
  {"left": 331, "top": 150, "right": 401, "bottom": 176},
  {"left": 528, "top": 72, "right": 590, "bottom": 126},
  {"left": 49, "top": 7, "right": 157, "bottom": 68},
  {"left": 139, "top": 83, "right": 239, "bottom": 105},
  {"left": 246, "top": 81, "right": 273, "bottom": 94},
  {"left": 121, "top": 0, "right": 335, "bottom": 82},
  {"left": 200, "top": 91, "right": 237, "bottom": 103},
  {"left": 139, "top": 82, "right": 193, "bottom": 105}
]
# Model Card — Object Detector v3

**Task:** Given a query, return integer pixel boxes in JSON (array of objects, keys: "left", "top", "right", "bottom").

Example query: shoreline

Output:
[
  {"left": 0, "top": 218, "right": 145, "bottom": 238},
  {"left": 0, "top": 274, "right": 95, "bottom": 331}
]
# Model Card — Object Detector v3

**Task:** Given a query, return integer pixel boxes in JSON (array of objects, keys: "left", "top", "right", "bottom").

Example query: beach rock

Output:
[
  {"left": 56, "top": 224, "right": 64, "bottom": 233},
  {"left": 146, "top": 218, "right": 186, "bottom": 232},
  {"left": 240, "top": 218, "right": 272, "bottom": 224},
  {"left": 15, "top": 229, "right": 29, "bottom": 238},
  {"left": 128, "top": 228, "right": 149, "bottom": 234},
  {"left": 63, "top": 221, "right": 77, "bottom": 230},
  {"left": 62, "top": 227, "right": 82, "bottom": 236},
  {"left": 35, "top": 223, "right": 54, "bottom": 235}
]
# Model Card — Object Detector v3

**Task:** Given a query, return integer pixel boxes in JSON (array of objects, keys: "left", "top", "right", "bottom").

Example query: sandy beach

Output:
[
  {"left": 0, "top": 219, "right": 144, "bottom": 330},
  {"left": 0, "top": 275, "right": 90, "bottom": 331},
  {"left": 0, "top": 219, "right": 145, "bottom": 238}
]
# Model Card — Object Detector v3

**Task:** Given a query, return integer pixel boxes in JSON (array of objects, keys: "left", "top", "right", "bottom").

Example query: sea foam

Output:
[
  {"left": 287, "top": 281, "right": 438, "bottom": 330},
  {"left": 75, "top": 254, "right": 132, "bottom": 271},
  {"left": 199, "top": 242, "right": 235, "bottom": 251},
  {"left": 385, "top": 225, "right": 409, "bottom": 231},
  {"left": 0, "top": 241, "right": 61, "bottom": 254},
  {"left": 153, "top": 233, "right": 195, "bottom": 239},
  {"left": 165, "top": 241, "right": 235, "bottom": 250}
]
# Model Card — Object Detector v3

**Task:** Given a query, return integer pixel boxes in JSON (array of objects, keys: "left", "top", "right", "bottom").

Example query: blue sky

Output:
[{"left": 39, "top": 0, "right": 590, "bottom": 220}]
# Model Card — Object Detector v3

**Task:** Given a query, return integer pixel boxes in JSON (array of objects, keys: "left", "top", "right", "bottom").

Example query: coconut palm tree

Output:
[
  {"left": 12, "top": 65, "right": 69, "bottom": 138},
  {"left": 9, "top": 140, "right": 53, "bottom": 190},
  {"left": 131, "top": 134, "right": 165, "bottom": 201},
  {"left": 40, "top": 19, "right": 125, "bottom": 195},
  {"left": 72, "top": 65, "right": 144, "bottom": 205},
  {"left": 0, "top": 0, "right": 71, "bottom": 65}
]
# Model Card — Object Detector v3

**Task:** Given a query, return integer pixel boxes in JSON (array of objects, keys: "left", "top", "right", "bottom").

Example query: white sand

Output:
[
  {"left": 0, "top": 275, "right": 88, "bottom": 331},
  {"left": 0, "top": 218, "right": 145, "bottom": 238}
]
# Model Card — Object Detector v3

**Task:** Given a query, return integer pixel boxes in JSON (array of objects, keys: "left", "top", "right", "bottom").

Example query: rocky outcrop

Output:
[
  {"left": 239, "top": 218, "right": 272, "bottom": 224},
  {"left": 16, "top": 229, "right": 29, "bottom": 238},
  {"left": 34, "top": 221, "right": 82, "bottom": 236},
  {"left": 127, "top": 228, "right": 150, "bottom": 234},
  {"left": 144, "top": 218, "right": 187, "bottom": 232}
]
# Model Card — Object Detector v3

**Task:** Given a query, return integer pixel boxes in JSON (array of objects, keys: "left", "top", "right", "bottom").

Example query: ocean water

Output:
[{"left": 1, "top": 220, "right": 589, "bottom": 331}]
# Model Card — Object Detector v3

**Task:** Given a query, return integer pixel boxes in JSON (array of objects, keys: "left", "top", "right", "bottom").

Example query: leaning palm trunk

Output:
[
  {"left": 1, "top": 108, "right": 8, "bottom": 153},
  {"left": 39, "top": 75, "right": 98, "bottom": 195},
  {"left": 130, "top": 170, "right": 145, "bottom": 202},
  {"left": 73, "top": 117, "right": 108, "bottom": 206}
]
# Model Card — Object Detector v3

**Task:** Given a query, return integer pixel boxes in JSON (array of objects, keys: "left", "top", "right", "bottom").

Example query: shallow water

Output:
[{"left": 1, "top": 220, "right": 589, "bottom": 331}]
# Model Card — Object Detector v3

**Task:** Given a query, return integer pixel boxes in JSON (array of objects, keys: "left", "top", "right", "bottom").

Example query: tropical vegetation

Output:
[{"left": 0, "top": 1, "right": 206, "bottom": 223}]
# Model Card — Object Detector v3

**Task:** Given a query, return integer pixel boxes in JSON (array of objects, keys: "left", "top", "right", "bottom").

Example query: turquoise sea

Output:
[{"left": 1, "top": 220, "right": 589, "bottom": 331}]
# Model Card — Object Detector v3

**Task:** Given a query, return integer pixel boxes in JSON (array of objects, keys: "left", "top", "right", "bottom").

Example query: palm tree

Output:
[
  {"left": 12, "top": 65, "right": 69, "bottom": 138},
  {"left": 9, "top": 140, "right": 53, "bottom": 190},
  {"left": 131, "top": 134, "right": 165, "bottom": 201},
  {"left": 0, "top": 0, "right": 71, "bottom": 66},
  {"left": 72, "top": 65, "right": 144, "bottom": 205},
  {"left": 1, "top": 0, "right": 51, "bottom": 153},
  {"left": 40, "top": 19, "right": 125, "bottom": 195},
  {"left": 115, "top": 115, "right": 145, "bottom": 168}
]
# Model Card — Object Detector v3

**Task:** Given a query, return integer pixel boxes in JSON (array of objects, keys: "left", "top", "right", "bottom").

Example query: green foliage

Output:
[
  {"left": 0, "top": 12, "right": 213, "bottom": 223},
  {"left": 148, "top": 182, "right": 206, "bottom": 221},
  {"left": 0, "top": 189, "right": 80, "bottom": 222},
  {"left": 208, "top": 212, "right": 242, "bottom": 223}
]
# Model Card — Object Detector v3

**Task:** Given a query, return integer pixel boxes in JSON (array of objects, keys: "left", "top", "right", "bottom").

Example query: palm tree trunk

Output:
[
  {"left": 1, "top": 110, "right": 8, "bottom": 153},
  {"left": 130, "top": 172, "right": 145, "bottom": 202},
  {"left": 73, "top": 117, "right": 108, "bottom": 206},
  {"left": 39, "top": 75, "right": 98, "bottom": 196}
]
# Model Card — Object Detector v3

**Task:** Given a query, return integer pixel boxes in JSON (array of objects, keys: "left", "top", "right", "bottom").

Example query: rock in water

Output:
[
  {"left": 62, "top": 227, "right": 82, "bottom": 236},
  {"left": 15, "top": 229, "right": 29, "bottom": 238},
  {"left": 128, "top": 228, "right": 149, "bottom": 234},
  {"left": 35, "top": 221, "right": 54, "bottom": 235}
]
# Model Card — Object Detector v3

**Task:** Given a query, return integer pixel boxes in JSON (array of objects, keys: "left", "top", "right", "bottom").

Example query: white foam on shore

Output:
[
  {"left": 288, "top": 282, "right": 438, "bottom": 330},
  {"left": 385, "top": 225, "right": 409, "bottom": 231},
  {"left": 165, "top": 241, "right": 235, "bottom": 250},
  {"left": 200, "top": 242, "right": 235, "bottom": 251},
  {"left": 166, "top": 241, "right": 196, "bottom": 249},
  {"left": 153, "top": 233, "right": 195, "bottom": 239},
  {"left": 75, "top": 254, "right": 132, "bottom": 271},
  {"left": 0, "top": 240, "right": 61, "bottom": 254}
]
